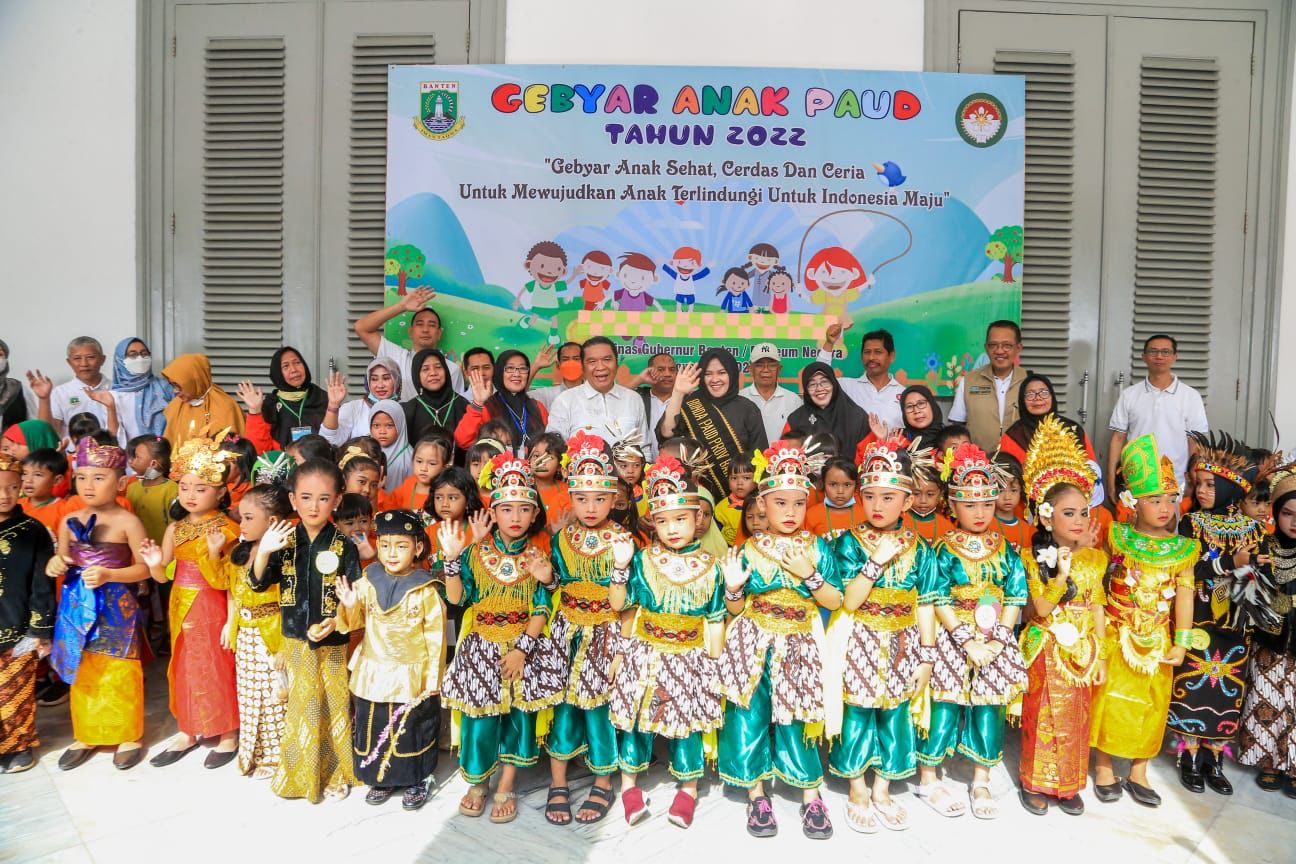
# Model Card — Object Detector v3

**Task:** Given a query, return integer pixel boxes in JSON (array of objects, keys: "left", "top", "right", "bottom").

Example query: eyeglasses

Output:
[
  {"left": 902, "top": 402, "right": 929, "bottom": 414},
  {"left": 502, "top": 365, "right": 529, "bottom": 375},
  {"left": 1023, "top": 389, "right": 1051, "bottom": 401},
  {"left": 985, "top": 341, "right": 1019, "bottom": 351},
  {"left": 1143, "top": 348, "right": 1175, "bottom": 358},
  {"left": 806, "top": 380, "right": 834, "bottom": 391},
  {"left": 125, "top": 350, "right": 151, "bottom": 359}
]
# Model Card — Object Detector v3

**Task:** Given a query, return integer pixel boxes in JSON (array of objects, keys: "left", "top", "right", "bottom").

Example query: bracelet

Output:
[
  {"left": 1043, "top": 578, "right": 1068, "bottom": 605},
  {"left": 1173, "top": 629, "right": 1193, "bottom": 648},
  {"left": 858, "top": 560, "right": 882, "bottom": 582},
  {"left": 609, "top": 566, "right": 630, "bottom": 586},
  {"left": 444, "top": 560, "right": 462, "bottom": 578},
  {"left": 514, "top": 633, "right": 538, "bottom": 658},
  {"left": 803, "top": 570, "right": 826, "bottom": 592},
  {"left": 951, "top": 623, "right": 977, "bottom": 649},
  {"left": 725, "top": 588, "right": 746, "bottom": 603},
  {"left": 916, "top": 644, "right": 938, "bottom": 665}
]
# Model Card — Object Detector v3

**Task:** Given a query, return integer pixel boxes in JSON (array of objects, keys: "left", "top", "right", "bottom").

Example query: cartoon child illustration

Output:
[
  {"left": 717, "top": 267, "right": 754, "bottom": 314},
  {"left": 742, "top": 242, "right": 780, "bottom": 297},
  {"left": 802, "top": 246, "right": 873, "bottom": 328},
  {"left": 764, "top": 265, "right": 794, "bottom": 315},
  {"left": 662, "top": 246, "right": 712, "bottom": 312},
  {"left": 573, "top": 250, "right": 614, "bottom": 311},
  {"left": 613, "top": 252, "right": 660, "bottom": 313},
  {"left": 513, "top": 240, "right": 568, "bottom": 343}
]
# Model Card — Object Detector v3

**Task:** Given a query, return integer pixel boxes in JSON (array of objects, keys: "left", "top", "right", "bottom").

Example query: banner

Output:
[{"left": 384, "top": 64, "right": 1024, "bottom": 393}]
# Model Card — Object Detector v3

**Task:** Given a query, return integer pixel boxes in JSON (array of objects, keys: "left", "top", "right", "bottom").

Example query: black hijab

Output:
[
  {"left": 787, "top": 362, "right": 867, "bottom": 464},
  {"left": 262, "top": 346, "right": 329, "bottom": 448},
  {"left": 899, "top": 384, "right": 944, "bottom": 451},
  {"left": 1005, "top": 373, "right": 1085, "bottom": 456},
  {"left": 697, "top": 348, "right": 743, "bottom": 409},
  {"left": 404, "top": 348, "right": 464, "bottom": 443},
  {"left": 488, "top": 349, "right": 546, "bottom": 452}
]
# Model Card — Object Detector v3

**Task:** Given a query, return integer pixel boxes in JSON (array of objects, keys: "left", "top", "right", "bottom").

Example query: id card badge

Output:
[{"left": 290, "top": 426, "right": 311, "bottom": 442}]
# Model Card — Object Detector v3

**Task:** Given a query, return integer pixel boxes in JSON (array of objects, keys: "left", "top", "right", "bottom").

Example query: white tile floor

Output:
[{"left": 3, "top": 667, "right": 1294, "bottom": 864}]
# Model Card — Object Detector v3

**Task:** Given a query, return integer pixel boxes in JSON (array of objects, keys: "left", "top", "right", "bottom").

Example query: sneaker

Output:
[
  {"left": 746, "top": 795, "right": 778, "bottom": 838},
  {"left": 800, "top": 798, "right": 834, "bottom": 840},
  {"left": 35, "top": 679, "right": 70, "bottom": 707}
]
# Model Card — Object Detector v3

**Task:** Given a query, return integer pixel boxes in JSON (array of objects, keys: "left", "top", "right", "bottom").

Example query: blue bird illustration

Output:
[{"left": 872, "top": 161, "right": 906, "bottom": 187}]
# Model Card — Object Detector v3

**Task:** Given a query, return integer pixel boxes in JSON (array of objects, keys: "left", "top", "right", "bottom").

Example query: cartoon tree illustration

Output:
[
  {"left": 985, "top": 225, "right": 1023, "bottom": 283},
  {"left": 385, "top": 243, "right": 426, "bottom": 295}
]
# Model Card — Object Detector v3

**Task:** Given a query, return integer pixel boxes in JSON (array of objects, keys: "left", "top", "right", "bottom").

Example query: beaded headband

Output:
[
  {"left": 484, "top": 453, "right": 539, "bottom": 506},
  {"left": 941, "top": 442, "right": 1004, "bottom": 501},
  {"left": 1190, "top": 431, "right": 1256, "bottom": 494},
  {"left": 645, "top": 455, "right": 700, "bottom": 513},
  {"left": 752, "top": 442, "right": 814, "bottom": 497},
  {"left": 75, "top": 436, "right": 127, "bottom": 471},
  {"left": 565, "top": 431, "right": 617, "bottom": 493}
]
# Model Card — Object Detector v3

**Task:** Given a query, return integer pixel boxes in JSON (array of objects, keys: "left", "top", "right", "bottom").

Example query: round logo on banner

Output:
[{"left": 955, "top": 93, "right": 1007, "bottom": 148}]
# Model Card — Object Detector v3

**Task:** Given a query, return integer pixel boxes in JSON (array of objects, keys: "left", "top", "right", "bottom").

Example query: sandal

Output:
[
  {"left": 402, "top": 782, "right": 430, "bottom": 811},
  {"left": 489, "top": 791, "right": 518, "bottom": 824},
  {"left": 575, "top": 785, "right": 615, "bottom": 825},
  {"left": 914, "top": 782, "right": 966, "bottom": 818},
  {"left": 873, "top": 797, "right": 909, "bottom": 831},
  {"left": 323, "top": 782, "right": 350, "bottom": 802},
  {"left": 1257, "top": 770, "right": 1283, "bottom": 792},
  {"left": 459, "top": 784, "right": 488, "bottom": 817},
  {"left": 545, "top": 785, "right": 572, "bottom": 826},
  {"left": 845, "top": 800, "right": 879, "bottom": 834},
  {"left": 252, "top": 765, "right": 275, "bottom": 781},
  {"left": 969, "top": 782, "right": 999, "bottom": 820}
]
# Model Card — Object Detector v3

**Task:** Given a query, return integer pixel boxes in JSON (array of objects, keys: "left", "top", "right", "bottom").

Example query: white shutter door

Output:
[
  {"left": 172, "top": 3, "right": 319, "bottom": 389},
  {"left": 1098, "top": 18, "right": 1254, "bottom": 428},
  {"left": 317, "top": 0, "right": 471, "bottom": 381},
  {"left": 958, "top": 12, "right": 1107, "bottom": 425}
]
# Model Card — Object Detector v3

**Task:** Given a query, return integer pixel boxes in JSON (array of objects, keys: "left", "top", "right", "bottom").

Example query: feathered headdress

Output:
[
  {"left": 565, "top": 431, "right": 617, "bottom": 493},
  {"left": 942, "top": 442, "right": 1005, "bottom": 502},
  {"left": 1190, "top": 431, "right": 1257, "bottom": 494},
  {"left": 170, "top": 427, "right": 234, "bottom": 485},
  {"left": 483, "top": 453, "right": 538, "bottom": 506},
  {"left": 252, "top": 450, "right": 295, "bottom": 486},
  {"left": 855, "top": 437, "right": 935, "bottom": 492},
  {"left": 1021, "top": 415, "right": 1096, "bottom": 509},
  {"left": 610, "top": 430, "right": 647, "bottom": 464},
  {"left": 1120, "top": 434, "right": 1180, "bottom": 499},
  {"left": 644, "top": 455, "right": 700, "bottom": 514},
  {"left": 753, "top": 441, "right": 814, "bottom": 497}
]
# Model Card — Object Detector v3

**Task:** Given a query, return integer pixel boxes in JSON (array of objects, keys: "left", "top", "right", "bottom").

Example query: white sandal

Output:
[
  {"left": 845, "top": 799, "right": 879, "bottom": 833},
  {"left": 914, "top": 782, "right": 966, "bottom": 818},
  {"left": 873, "top": 797, "right": 910, "bottom": 831},
  {"left": 969, "top": 782, "right": 999, "bottom": 820}
]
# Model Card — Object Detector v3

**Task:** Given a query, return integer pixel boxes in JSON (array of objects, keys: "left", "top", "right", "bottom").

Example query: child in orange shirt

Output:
[
  {"left": 340, "top": 451, "right": 385, "bottom": 511},
  {"left": 390, "top": 435, "right": 450, "bottom": 512},
  {"left": 530, "top": 433, "right": 570, "bottom": 520},
  {"left": 806, "top": 457, "right": 865, "bottom": 539},
  {"left": 19, "top": 449, "right": 70, "bottom": 537},
  {"left": 219, "top": 435, "right": 257, "bottom": 509},
  {"left": 994, "top": 459, "right": 1033, "bottom": 552},
  {"left": 903, "top": 473, "right": 952, "bottom": 546}
]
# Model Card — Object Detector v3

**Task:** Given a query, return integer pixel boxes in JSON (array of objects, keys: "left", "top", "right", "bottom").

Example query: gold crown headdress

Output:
[
  {"left": 565, "top": 431, "right": 617, "bottom": 493},
  {"left": 1021, "top": 415, "right": 1096, "bottom": 512},
  {"left": 170, "top": 427, "right": 234, "bottom": 485},
  {"left": 483, "top": 453, "right": 538, "bottom": 506},
  {"left": 645, "top": 455, "right": 700, "bottom": 514},
  {"left": 1270, "top": 461, "right": 1296, "bottom": 504},
  {"left": 0, "top": 454, "right": 20, "bottom": 474},
  {"left": 941, "top": 442, "right": 1005, "bottom": 502},
  {"left": 752, "top": 441, "right": 814, "bottom": 497}
]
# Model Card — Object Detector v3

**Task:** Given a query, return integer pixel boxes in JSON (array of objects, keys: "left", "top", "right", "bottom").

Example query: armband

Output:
[
  {"left": 803, "top": 570, "right": 827, "bottom": 592},
  {"left": 1174, "top": 629, "right": 1193, "bottom": 648},
  {"left": 951, "top": 624, "right": 977, "bottom": 649},
  {"left": 444, "top": 560, "right": 462, "bottom": 578},
  {"left": 609, "top": 566, "right": 630, "bottom": 587},
  {"left": 915, "top": 644, "right": 938, "bottom": 665},
  {"left": 514, "top": 633, "right": 538, "bottom": 658},
  {"left": 725, "top": 588, "right": 746, "bottom": 604}
]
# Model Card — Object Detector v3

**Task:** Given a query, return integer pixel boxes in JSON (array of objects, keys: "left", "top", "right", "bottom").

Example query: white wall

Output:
[
  {"left": 0, "top": 0, "right": 138, "bottom": 381},
  {"left": 1275, "top": 71, "right": 1296, "bottom": 441}
]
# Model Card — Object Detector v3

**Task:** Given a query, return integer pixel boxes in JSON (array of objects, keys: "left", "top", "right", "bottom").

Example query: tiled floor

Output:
[{"left": 3, "top": 667, "right": 1294, "bottom": 864}]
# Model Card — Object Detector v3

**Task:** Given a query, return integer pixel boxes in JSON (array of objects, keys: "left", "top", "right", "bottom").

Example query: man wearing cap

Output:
[
  {"left": 818, "top": 326, "right": 905, "bottom": 430},
  {"left": 740, "top": 343, "right": 801, "bottom": 447}
]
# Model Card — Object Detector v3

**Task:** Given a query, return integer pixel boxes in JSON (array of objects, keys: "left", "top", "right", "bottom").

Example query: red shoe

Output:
[
  {"left": 667, "top": 789, "right": 696, "bottom": 829},
  {"left": 622, "top": 786, "right": 650, "bottom": 826}
]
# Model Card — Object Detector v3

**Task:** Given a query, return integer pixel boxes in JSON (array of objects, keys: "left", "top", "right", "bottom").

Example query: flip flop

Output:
[
  {"left": 459, "top": 785, "right": 488, "bottom": 817},
  {"left": 490, "top": 791, "right": 519, "bottom": 824},
  {"left": 845, "top": 800, "right": 879, "bottom": 834},
  {"left": 914, "top": 782, "right": 966, "bottom": 818},
  {"left": 872, "top": 797, "right": 910, "bottom": 831}
]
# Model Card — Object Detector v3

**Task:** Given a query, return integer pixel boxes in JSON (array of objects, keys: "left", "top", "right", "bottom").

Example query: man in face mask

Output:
[{"left": 530, "top": 341, "right": 585, "bottom": 410}]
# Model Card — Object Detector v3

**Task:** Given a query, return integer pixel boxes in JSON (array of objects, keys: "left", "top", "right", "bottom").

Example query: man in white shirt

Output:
[
  {"left": 818, "top": 326, "right": 904, "bottom": 429},
  {"left": 740, "top": 342, "right": 800, "bottom": 445},
  {"left": 530, "top": 341, "right": 584, "bottom": 410},
  {"left": 27, "top": 337, "right": 112, "bottom": 436},
  {"left": 947, "top": 320, "right": 1028, "bottom": 453},
  {"left": 634, "top": 352, "right": 678, "bottom": 435},
  {"left": 354, "top": 286, "right": 466, "bottom": 399},
  {"left": 546, "top": 337, "right": 653, "bottom": 458},
  {"left": 1107, "top": 333, "right": 1209, "bottom": 491}
]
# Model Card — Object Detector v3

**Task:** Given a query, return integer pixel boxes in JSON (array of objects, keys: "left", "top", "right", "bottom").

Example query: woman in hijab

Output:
[
  {"left": 320, "top": 356, "right": 402, "bottom": 447},
  {"left": 658, "top": 347, "right": 768, "bottom": 498},
  {"left": 454, "top": 349, "right": 547, "bottom": 456},
  {"left": 109, "top": 337, "right": 173, "bottom": 441},
  {"left": 784, "top": 361, "right": 867, "bottom": 468},
  {"left": 258, "top": 346, "right": 329, "bottom": 448},
  {"left": 998, "top": 373, "right": 1095, "bottom": 466},
  {"left": 0, "top": 338, "right": 30, "bottom": 432},
  {"left": 367, "top": 398, "right": 412, "bottom": 491},
  {"left": 161, "top": 354, "right": 245, "bottom": 448},
  {"left": 404, "top": 348, "right": 466, "bottom": 444},
  {"left": 899, "top": 384, "right": 944, "bottom": 451}
]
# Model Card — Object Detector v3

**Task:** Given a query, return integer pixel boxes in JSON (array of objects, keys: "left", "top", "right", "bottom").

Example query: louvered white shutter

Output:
[{"left": 317, "top": 1, "right": 471, "bottom": 382}]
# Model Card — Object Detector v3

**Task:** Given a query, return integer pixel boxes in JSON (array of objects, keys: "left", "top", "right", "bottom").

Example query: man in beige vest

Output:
[{"left": 947, "top": 320, "right": 1027, "bottom": 452}]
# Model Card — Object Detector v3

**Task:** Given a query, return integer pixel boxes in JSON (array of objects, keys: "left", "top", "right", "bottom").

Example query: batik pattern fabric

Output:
[
  {"left": 1168, "top": 511, "right": 1259, "bottom": 741},
  {"left": 168, "top": 516, "right": 240, "bottom": 738},
  {"left": 272, "top": 639, "right": 357, "bottom": 803},
  {"left": 1089, "top": 524, "right": 1198, "bottom": 759},
  {"left": 1018, "top": 546, "right": 1107, "bottom": 799},
  {"left": 224, "top": 556, "right": 286, "bottom": 774},
  {"left": 1239, "top": 543, "right": 1296, "bottom": 773},
  {"left": 928, "top": 530, "right": 1028, "bottom": 706},
  {"left": 440, "top": 534, "right": 565, "bottom": 717},
  {"left": 608, "top": 542, "right": 725, "bottom": 739},
  {"left": 0, "top": 649, "right": 37, "bottom": 755}
]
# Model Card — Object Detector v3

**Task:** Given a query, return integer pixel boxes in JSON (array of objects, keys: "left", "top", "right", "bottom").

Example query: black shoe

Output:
[
  {"left": 58, "top": 746, "right": 96, "bottom": 771},
  {"left": 113, "top": 747, "right": 144, "bottom": 771},
  {"left": 1257, "top": 770, "right": 1283, "bottom": 791},
  {"left": 1093, "top": 781, "right": 1123, "bottom": 803},
  {"left": 149, "top": 742, "right": 200, "bottom": 768},
  {"left": 402, "top": 782, "right": 430, "bottom": 811},
  {"left": 1018, "top": 790, "right": 1049, "bottom": 815},
  {"left": 1123, "top": 778, "right": 1162, "bottom": 807},
  {"left": 1200, "top": 749, "right": 1233, "bottom": 796},
  {"left": 203, "top": 749, "right": 237, "bottom": 770},
  {"left": 35, "top": 679, "right": 70, "bottom": 707},
  {"left": 1178, "top": 750, "right": 1204, "bottom": 793},
  {"left": 1057, "top": 795, "right": 1084, "bottom": 816},
  {"left": 746, "top": 796, "right": 778, "bottom": 838},
  {"left": 799, "top": 798, "right": 833, "bottom": 840},
  {"left": 3, "top": 750, "right": 34, "bottom": 774},
  {"left": 366, "top": 786, "right": 395, "bottom": 805},
  {"left": 1284, "top": 776, "right": 1296, "bottom": 800}
]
